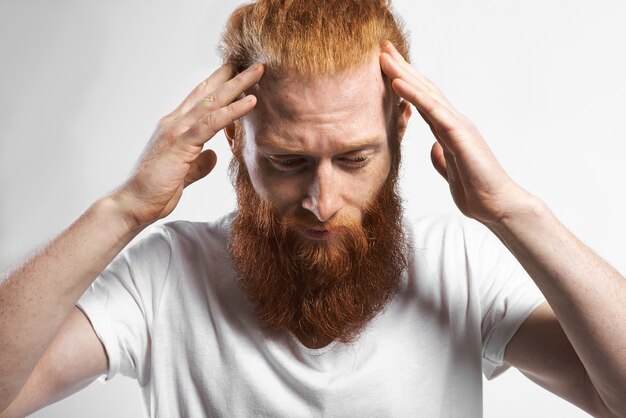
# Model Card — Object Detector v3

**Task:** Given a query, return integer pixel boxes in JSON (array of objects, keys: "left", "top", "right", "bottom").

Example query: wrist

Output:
[
  {"left": 93, "top": 192, "right": 149, "bottom": 238},
  {"left": 486, "top": 193, "right": 550, "bottom": 237}
]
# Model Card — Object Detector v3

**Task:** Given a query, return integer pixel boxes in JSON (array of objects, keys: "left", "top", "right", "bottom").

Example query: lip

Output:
[{"left": 300, "top": 228, "right": 336, "bottom": 241}]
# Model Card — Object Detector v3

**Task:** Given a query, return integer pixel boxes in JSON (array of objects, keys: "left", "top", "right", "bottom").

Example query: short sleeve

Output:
[
  {"left": 463, "top": 220, "right": 546, "bottom": 380},
  {"left": 75, "top": 224, "right": 173, "bottom": 384}
]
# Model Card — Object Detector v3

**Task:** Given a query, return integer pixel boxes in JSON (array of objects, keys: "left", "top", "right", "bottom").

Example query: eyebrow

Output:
[{"left": 257, "top": 135, "right": 385, "bottom": 155}]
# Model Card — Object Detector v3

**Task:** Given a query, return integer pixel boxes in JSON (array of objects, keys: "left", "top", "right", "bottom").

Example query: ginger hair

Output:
[{"left": 219, "top": 0, "right": 410, "bottom": 78}]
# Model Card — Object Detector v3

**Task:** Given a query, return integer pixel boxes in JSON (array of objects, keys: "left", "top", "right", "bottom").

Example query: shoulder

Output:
[
  {"left": 114, "top": 212, "right": 234, "bottom": 266},
  {"left": 406, "top": 212, "right": 492, "bottom": 252},
  {"left": 404, "top": 212, "right": 509, "bottom": 284},
  {"left": 134, "top": 212, "right": 236, "bottom": 271},
  {"left": 158, "top": 212, "right": 235, "bottom": 250}
]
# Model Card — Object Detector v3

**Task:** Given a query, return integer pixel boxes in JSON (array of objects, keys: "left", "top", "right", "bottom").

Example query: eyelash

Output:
[
  {"left": 271, "top": 155, "right": 370, "bottom": 171},
  {"left": 341, "top": 155, "right": 369, "bottom": 167},
  {"left": 278, "top": 158, "right": 305, "bottom": 168}
]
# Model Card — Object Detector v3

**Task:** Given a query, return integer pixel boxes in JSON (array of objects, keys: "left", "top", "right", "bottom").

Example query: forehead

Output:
[{"left": 245, "top": 53, "right": 393, "bottom": 150}]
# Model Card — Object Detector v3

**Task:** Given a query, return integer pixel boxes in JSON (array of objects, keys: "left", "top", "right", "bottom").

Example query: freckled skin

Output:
[{"left": 240, "top": 53, "right": 399, "bottom": 224}]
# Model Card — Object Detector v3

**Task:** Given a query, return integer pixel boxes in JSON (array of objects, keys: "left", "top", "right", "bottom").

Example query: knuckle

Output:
[
  {"left": 424, "top": 100, "right": 439, "bottom": 114},
  {"left": 201, "top": 92, "right": 217, "bottom": 107},
  {"left": 224, "top": 103, "right": 239, "bottom": 122},
  {"left": 234, "top": 72, "right": 248, "bottom": 83},
  {"left": 199, "top": 78, "right": 212, "bottom": 90},
  {"left": 226, "top": 101, "right": 238, "bottom": 114},
  {"left": 157, "top": 114, "right": 173, "bottom": 128},
  {"left": 202, "top": 112, "right": 217, "bottom": 128},
  {"left": 448, "top": 123, "right": 472, "bottom": 138},
  {"left": 444, "top": 127, "right": 459, "bottom": 137},
  {"left": 231, "top": 74, "right": 248, "bottom": 90}
]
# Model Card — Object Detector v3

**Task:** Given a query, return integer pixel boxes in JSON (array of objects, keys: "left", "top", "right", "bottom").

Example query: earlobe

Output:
[{"left": 398, "top": 99, "right": 412, "bottom": 141}]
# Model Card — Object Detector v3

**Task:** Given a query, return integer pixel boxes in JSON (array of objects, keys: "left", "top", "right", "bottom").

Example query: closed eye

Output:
[
  {"left": 339, "top": 154, "right": 370, "bottom": 168},
  {"left": 268, "top": 152, "right": 372, "bottom": 172},
  {"left": 269, "top": 156, "right": 308, "bottom": 171}
]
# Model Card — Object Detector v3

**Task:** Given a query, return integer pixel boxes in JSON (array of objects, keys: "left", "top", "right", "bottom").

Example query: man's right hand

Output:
[
  {"left": 0, "top": 62, "right": 265, "bottom": 417},
  {"left": 114, "top": 63, "right": 264, "bottom": 229}
]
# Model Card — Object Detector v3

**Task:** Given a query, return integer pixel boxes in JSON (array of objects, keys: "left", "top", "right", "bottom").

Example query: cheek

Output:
[
  {"left": 351, "top": 151, "right": 392, "bottom": 200},
  {"left": 244, "top": 155, "right": 304, "bottom": 212},
  {"left": 346, "top": 168, "right": 387, "bottom": 208}
]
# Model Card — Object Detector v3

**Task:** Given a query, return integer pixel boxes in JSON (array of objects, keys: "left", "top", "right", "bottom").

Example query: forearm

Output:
[
  {"left": 488, "top": 196, "right": 626, "bottom": 415},
  {"left": 0, "top": 194, "right": 142, "bottom": 412}
]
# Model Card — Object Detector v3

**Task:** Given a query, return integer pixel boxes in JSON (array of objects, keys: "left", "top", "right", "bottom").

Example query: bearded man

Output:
[{"left": 1, "top": 1, "right": 625, "bottom": 417}]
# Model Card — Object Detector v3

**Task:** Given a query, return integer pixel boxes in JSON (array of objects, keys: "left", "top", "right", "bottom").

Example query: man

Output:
[{"left": 0, "top": 0, "right": 624, "bottom": 417}]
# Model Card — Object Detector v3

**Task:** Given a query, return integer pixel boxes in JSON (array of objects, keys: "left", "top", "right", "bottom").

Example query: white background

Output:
[{"left": 1, "top": 1, "right": 624, "bottom": 417}]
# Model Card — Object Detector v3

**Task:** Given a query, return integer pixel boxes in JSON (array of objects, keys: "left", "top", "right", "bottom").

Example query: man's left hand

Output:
[{"left": 380, "top": 41, "right": 534, "bottom": 226}]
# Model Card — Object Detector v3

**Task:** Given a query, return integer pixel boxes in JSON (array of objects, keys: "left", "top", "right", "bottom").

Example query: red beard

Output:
[{"left": 227, "top": 144, "right": 408, "bottom": 347}]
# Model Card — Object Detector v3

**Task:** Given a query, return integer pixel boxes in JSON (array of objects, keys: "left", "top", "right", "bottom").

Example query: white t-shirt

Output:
[{"left": 76, "top": 212, "right": 545, "bottom": 418}]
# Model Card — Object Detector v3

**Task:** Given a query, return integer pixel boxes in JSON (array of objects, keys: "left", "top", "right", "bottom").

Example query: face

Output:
[
  {"left": 240, "top": 53, "right": 397, "bottom": 231},
  {"left": 226, "top": 53, "right": 411, "bottom": 347}
]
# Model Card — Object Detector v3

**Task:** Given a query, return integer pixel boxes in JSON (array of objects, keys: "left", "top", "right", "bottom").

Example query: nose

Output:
[{"left": 302, "top": 161, "right": 343, "bottom": 222}]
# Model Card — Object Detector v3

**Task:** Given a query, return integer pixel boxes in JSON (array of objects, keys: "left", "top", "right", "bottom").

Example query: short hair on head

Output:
[{"left": 219, "top": 0, "right": 410, "bottom": 79}]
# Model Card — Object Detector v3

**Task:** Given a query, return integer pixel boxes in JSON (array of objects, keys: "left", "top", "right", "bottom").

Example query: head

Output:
[{"left": 220, "top": 0, "right": 413, "bottom": 346}]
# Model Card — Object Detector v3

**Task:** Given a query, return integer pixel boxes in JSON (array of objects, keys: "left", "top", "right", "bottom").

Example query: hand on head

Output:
[
  {"left": 379, "top": 41, "right": 531, "bottom": 226},
  {"left": 114, "top": 63, "right": 264, "bottom": 228}
]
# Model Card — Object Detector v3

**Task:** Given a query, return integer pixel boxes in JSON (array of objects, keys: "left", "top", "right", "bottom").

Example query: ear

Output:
[
  {"left": 224, "top": 122, "right": 236, "bottom": 151},
  {"left": 397, "top": 99, "right": 412, "bottom": 142}
]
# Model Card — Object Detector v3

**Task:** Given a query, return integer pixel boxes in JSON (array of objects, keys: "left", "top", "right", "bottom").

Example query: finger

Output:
[
  {"left": 415, "top": 107, "right": 438, "bottom": 139},
  {"left": 180, "top": 95, "right": 257, "bottom": 147},
  {"left": 428, "top": 132, "right": 459, "bottom": 184},
  {"left": 184, "top": 149, "right": 218, "bottom": 187},
  {"left": 441, "top": 146, "right": 467, "bottom": 207},
  {"left": 430, "top": 141, "right": 448, "bottom": 181},
  {"left": 381, "top": 41, "right": 425, "bottom": 86},
  {"left": 391, "top": 78, "right": 466, "bottom": 153},
  {"left": 177, "top": 63, "right": 264, "bottom": 129},
  {"left": 380, "top": 53, "right": 452, "bottom": 111},
  {"left": 381, "top": 40, "right": 417, "bottom": 77},
  {"left": 381, "top": 42, "right": 447, "bottom": 99},
  {"left": 416, "top": 107, "right": 454, "bottom": 156},
  {"left": 392, "top": 77, "right": 454, "bottom": 126},
  {"left": 381, "top": 40, "right": 406, "bottom": 62},
  {"left": 170, "top": 64, "right": 236, "bottom": 118}
]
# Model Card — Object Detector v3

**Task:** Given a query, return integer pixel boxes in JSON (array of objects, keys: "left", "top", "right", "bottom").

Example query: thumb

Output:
[
  {"left": 430, "top": 141, "right": 448, "bottom": 181},
  {"left": 184, "top": 149, "right": 218, "bottom": 187}
]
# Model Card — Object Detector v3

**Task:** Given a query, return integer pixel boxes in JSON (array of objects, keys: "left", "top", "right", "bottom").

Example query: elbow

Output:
[
  {"left": 577, "top": 369, "right": 625, "bottom": 418},
  {"left": 587, "top": 376, "right": 626, "bottom": 418}
]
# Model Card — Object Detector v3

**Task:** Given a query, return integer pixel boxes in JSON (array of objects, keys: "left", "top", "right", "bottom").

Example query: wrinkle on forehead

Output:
[{"left": 245, "top": 52, "right": 395, "bottom": 144}]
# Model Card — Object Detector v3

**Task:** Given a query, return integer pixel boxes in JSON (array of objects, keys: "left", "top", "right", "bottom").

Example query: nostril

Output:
[{"left": 302, "top": 195, "right": 314, "bottom": 211}]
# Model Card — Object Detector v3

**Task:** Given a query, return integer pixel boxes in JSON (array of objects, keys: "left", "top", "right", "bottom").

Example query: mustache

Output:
[{"left": 279, "top": 213, "right": 362, "bottom": 233}]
